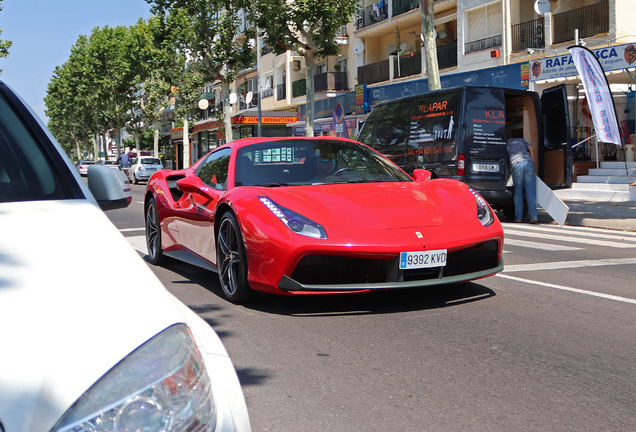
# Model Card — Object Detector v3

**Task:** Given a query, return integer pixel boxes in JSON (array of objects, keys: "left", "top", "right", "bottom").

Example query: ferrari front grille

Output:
[
  {"left": 290, "top": 255, "right": 388, "bottom": 285},
  {"left": 289, "top": 240, "right": 500, "bottom": 287}
]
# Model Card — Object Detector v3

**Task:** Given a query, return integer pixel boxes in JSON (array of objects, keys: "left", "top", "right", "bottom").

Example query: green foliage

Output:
[
  {"left": 146, "top": 0, "right": 256, "bottom": 137},
  {"left": 0, "top": 0, "right": 12, "bottom": 73}
]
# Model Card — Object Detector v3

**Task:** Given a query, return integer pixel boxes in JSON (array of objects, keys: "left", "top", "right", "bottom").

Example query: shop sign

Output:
[{"left": 530, "top": 43, "right": 636, "bottom": 82}]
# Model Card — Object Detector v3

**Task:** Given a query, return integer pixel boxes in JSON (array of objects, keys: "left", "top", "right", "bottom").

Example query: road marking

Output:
[
  {"left": 503, "top": 227, "right": 636, "bottom": 248},
  {"left": 504, "top": 238, "right": 581, "bottom": 251},
  {"left": 119, "top": 227, "right": 145, "bottom": 233},
  {"left": 127, "top": 235, "right": 147, "bottom": 254},
  {"left": 496, "top": 274, "right": 636, "bottom": 305},
  {"left": 505, "top": 224, "right": 636, "bottom": 241},
  {"left": 503, "top": 257, "right": 636, "bottom": 272}
]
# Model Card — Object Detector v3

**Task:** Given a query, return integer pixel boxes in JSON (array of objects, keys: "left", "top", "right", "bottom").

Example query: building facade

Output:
[{"left": 162, "top": 0, "right": 635, "bottom": 168}]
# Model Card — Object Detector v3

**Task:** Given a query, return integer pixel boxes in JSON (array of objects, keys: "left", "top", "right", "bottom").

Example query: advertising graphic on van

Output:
[{"left": 357, "top": 86, "right": 572, "bottom": 219}]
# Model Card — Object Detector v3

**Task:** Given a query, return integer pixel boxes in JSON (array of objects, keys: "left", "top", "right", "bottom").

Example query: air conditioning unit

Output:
[{"left": 292, "top": 60, "right": 301, "bottom": 72}]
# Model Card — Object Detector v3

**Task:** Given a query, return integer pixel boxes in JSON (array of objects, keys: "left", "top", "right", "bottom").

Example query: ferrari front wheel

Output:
[
  {"left": 145, "top": 197, "right": 165, "bottom": 265},
  {"left": 217, "top": 212, "right": 251, "bottom": 303}
]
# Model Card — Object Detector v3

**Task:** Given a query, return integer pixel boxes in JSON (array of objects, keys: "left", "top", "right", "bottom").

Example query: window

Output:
[
  {"left": 0, "top": 92, "right": 73, "bottom": 202},
  {"left": 465, "top": 2, "right": 502, "bottom": 53},
  {"left": 196, "top": 148, "right": 231, "bottom": 190}
]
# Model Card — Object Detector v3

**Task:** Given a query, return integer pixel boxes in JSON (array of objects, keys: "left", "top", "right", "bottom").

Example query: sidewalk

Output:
[{"left": 496, "top": 200, "right": 636, "bottom": 232}]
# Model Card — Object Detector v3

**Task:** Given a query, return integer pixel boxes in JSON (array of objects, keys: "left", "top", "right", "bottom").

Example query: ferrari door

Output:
[{"left": 175, "top": 148, "right": 231, "bottom": 265}]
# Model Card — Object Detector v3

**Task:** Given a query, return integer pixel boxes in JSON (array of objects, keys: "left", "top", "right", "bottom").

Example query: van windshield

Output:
[{"left": 358, "top": 92, "right": 461, "bottom": 174}]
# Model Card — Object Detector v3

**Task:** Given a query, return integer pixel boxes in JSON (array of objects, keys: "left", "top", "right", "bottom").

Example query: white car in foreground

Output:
[{"left": 0, "top": 81, "right": 251, "bottom": 432}]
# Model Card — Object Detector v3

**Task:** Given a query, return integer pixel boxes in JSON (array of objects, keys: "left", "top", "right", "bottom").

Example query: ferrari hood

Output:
[
  {"left": 0, "top": 200, "right": 193, "bottom": 432},
  {"left": 261, "top": 181, "right": 455, "bottom": 230}
]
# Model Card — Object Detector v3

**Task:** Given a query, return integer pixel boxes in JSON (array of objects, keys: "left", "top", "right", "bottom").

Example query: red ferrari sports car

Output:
[{"left": 144, "top": 136, "right": 503, "bottom": 303}]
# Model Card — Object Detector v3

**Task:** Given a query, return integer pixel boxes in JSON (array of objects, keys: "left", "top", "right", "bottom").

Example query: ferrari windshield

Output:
[{"left": 235, "top": 139, "right": 412, "bottom": 186}]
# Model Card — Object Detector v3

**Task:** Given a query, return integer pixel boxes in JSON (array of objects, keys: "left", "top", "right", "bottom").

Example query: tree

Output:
[
  {"left": 45, "top": 35, "right": 100, "bottom": 159},
  {"left": 0, "top": 0, "right": 12, "bottom": 73},
  {"left": 420, "top": 0, "right": 440, "bottom": 91},
  {"left": 146, "top": 0, "right": 255, "bottom": 144},
  {"left": 252, "top": 0, "right": 358, "bottom": 136}
]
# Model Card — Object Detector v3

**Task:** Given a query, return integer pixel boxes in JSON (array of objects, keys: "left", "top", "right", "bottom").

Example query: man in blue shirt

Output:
[
  {"left": 506, "top": 136, "right": 538, "bottom": 223},
  {"left": 117, "top": 152, "right": 130, "bottom": 168}
]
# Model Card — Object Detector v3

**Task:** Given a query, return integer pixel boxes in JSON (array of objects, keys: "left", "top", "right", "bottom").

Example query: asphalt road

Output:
[{"left": 110, "top": 184, "right": 636, "bottom": 432}]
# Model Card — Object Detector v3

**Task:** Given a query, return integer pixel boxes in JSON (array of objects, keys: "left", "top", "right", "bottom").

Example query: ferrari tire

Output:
[
  {"left": 145, "top": 197, "right": 165, "bottom": 265},
  {"left": 217, "top": 212, "right": 251, "bottom": 303}
]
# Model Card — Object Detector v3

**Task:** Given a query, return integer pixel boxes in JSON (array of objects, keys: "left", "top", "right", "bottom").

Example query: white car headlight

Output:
[
  {"left": 468, "top": 187, "right": 495, "bottom": 227},
  {"left": 259, "top": 196, "right": 327, "bottom": 239},
  {"left": 51, "top": 324, "right": 216, "bottom": 432}
]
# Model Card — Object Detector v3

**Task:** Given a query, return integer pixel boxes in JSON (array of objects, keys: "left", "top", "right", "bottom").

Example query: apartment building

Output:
[{"left": 164, "top": 0, "right": 635, "bottom": 168}]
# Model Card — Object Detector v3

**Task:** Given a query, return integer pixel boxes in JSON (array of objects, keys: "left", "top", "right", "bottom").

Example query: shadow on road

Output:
[
  {"left": 244, "top": 282, "right": 495, "bottom": 316},
  {"left": 146, "top": 255, "right": 496, "bottom": 316}
]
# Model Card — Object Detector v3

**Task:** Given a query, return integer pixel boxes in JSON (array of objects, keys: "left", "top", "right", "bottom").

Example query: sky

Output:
[{"left": 0, "top": 0, "right": 153, "bottom": 122}]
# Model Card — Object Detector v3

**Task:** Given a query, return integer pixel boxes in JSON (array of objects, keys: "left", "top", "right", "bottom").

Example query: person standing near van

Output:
[{"left": 506, "top": 135, "right": 538, "bottom": 223}]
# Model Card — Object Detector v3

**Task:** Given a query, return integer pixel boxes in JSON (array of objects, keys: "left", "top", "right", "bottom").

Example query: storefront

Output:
[
  {"left": 528, "top": 42, "right": 636, "bottom": 163},
  {"left": 169, "top": 111, "right": 297, "bottom": 168}
]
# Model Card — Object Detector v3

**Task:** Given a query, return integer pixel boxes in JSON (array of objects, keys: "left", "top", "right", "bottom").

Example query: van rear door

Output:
[
  {"left": 541, "top": 84, "right": 572, "bottom": 188},
  {"left": 463, "top": 88, "right": 509, "bottom": 198}
]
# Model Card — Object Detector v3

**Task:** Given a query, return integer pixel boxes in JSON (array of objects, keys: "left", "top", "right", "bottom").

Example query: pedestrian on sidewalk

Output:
[{"left": 507, "top": 132, "right": 538, "bottom": 223}]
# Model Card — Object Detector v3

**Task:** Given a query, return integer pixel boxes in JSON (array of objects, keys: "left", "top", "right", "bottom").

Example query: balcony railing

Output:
[
  {"left": 394, "top": 51, "right": 421, "bottom": 79},
  {"left": 291, "top": 72, "right": 350, "bottom": 97},
  {"left": 358, "top": 41, "right": 458, "bottom": 85},
  {"left": 511, "top": 18, "right": 545, "bottom": 52},
  {"left": 315, "top": 72, "right": 349, "bottom": 92},
  {"left": 358, "top": 59, "right": 390, "bottom": 85},
  {"left": 292, "top": 79, "right": 306, "bottom": 98},
  {"left": 553, "top": 0, "right": 609, "bottom": 44},
  {"left": 465, "top": 34, "right": 502, "bottom": 54},
  {"left": 356, "top": 3, "right": 388, "bottom": 30},
  {"left": 393, "top": 0, "right": 419, "bottom": 17},
  {"left": 437, "top": 41, "right": 458, "bottom": 69},
  {"left": 276, "top": 83, "right": 286, "bottom": 101},
  {"left": 262, "top": 88, "right": 273, "bottom": 99}
]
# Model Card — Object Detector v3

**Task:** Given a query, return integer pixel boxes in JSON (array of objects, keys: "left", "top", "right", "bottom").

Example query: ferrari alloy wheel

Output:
[
  {"left": 145, "top": 197, "right": 165, "bottom": 265},
  {"left": 217, "top": 212, "right": 251, "bottom": 303}
]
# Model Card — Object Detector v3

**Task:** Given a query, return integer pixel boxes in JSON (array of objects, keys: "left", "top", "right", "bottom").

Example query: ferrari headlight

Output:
[
  {"left": 469, "top": 187, "right": 495, "bottom": 227},
  {"left": 51, "top": 324, "right": 216, "bottom": 432},
  {"left": 259, "top": 196, "right": 327, "bottom": 239}
]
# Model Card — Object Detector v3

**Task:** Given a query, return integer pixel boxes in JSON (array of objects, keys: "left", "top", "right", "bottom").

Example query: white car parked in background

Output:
[
  {"left": 128, "top": 156, "right": 163, "bottom": 184},
  {"left": 0, "top": 81, "right": 251, "bottom": 432}
]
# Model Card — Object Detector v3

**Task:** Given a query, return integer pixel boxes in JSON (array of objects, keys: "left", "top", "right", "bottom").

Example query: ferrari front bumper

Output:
[{"left": 277, "top": 240, "right": 503, "bottom": 292}]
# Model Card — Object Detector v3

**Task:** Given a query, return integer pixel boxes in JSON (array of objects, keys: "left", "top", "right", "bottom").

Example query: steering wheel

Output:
[{"left": 332, "top": 167, "right": 356, "bottom": 177}]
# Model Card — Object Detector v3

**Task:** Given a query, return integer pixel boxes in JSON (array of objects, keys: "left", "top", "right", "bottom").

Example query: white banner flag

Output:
[{"left": 568, "top": 45, "right": 622, "bottom": 146}]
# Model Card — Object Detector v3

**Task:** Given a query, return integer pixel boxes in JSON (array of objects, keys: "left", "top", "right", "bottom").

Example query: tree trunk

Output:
[
  {"left": 304, "top": 50, "right": 315, "bottom": 137},
  {"left": 153, "top": 122, "right": 160, "bottom": 157},
  {"left": 222, "top": 80, "right": 233, "bottom": 142},
  {"left": 183, "top": 116, "right": 190, "bottom": 168},
  {"left": 420, "top": 0, "right": 441, "bottom": 91}
]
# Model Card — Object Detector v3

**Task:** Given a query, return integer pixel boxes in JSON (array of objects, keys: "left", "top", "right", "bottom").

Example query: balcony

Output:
[
  {"left": 315, "top": 72, "right": 349, "bottom": 92},
  {"left": 553, "top": 0, "right": 609, "bottom": 44},
  {"left": 511, "top": 18, "right": 545, "bottom": 52},
  {"left": 356, "top": 3, "right": 388, "bottom": 30},
  {"left": 358, "top": 41, "right": 457, "bottom": 85},
  {"left": 394, "top": 51, "right": 421, "bottom": 79},
  {"left": 358, "top": 59, "right": 390, "bottom": 85},
  {"left": 291, "top": 72, "right": 349, "bottom": 97},
  {"left": 393, "top": 0, "right": 419, "bottom": 17},
  {"left": 465, "top": 34, "right": 502, "bottom": 54},
  {"left": 276, "top": 83, "right": 286, "bottom": 101},
  {"left": 437, "top": 41, "right": 458, "bottom": 70}
]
